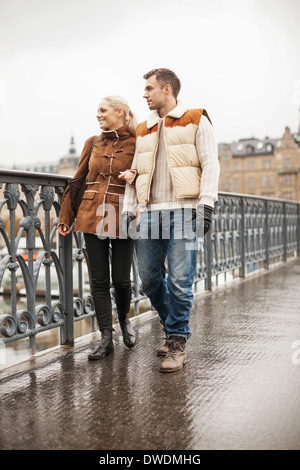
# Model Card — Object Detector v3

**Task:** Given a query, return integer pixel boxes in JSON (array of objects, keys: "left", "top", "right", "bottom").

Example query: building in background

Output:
[
  {"left": 3, "top": 120, "right": 300, "bottom": 202},
  {"left": 218, "top": 123, "right": 300, "bottom": 201},
  {"left": 11, "top": 136, "right": 80, "bottom": 176},
  {"left": 0, "top": 136, "right": 81, "bottom": 254},
  {"left": 57, "top": 136, "right": 81, "bottom": 176}
]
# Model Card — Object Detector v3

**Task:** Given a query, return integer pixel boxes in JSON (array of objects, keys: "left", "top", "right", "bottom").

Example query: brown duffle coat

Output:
[{"left": 58, "top": 124, "right": 136, "bottom": 237}]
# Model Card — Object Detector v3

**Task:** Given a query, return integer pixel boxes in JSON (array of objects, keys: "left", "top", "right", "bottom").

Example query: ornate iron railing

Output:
[{"left": 0, "top": 170, "right": 299, "bottom": 355}]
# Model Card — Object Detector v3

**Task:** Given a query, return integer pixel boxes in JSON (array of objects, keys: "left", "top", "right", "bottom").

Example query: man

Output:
[{"left": 120, "top": 68, "right": 220, "bottom": 373}]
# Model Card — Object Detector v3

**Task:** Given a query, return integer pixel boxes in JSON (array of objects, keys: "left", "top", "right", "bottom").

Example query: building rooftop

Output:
[{"left": 219, "top": 136, "right": 281, "bottom": 158}]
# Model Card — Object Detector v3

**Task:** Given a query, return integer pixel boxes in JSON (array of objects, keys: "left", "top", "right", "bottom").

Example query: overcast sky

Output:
[{"left": 0, "top": 0, "right": 300, "bottom": 167}]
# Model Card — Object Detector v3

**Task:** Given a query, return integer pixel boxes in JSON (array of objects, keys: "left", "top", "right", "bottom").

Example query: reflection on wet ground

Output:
[
  {"left": 0, "top": 260, "right": 300, "bottom": 450},
  {"left": 0, "top": 297, "right": 152, "bottom": 368}
]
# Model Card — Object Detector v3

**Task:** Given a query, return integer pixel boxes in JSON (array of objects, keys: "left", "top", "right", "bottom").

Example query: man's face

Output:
[{"left": 143, "top": 75, "right": 166, "bottom": 111}]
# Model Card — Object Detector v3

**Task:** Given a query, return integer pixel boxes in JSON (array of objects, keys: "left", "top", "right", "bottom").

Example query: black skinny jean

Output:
[{"left": 84, "top": 234, "right": 136, "bottom": 330}]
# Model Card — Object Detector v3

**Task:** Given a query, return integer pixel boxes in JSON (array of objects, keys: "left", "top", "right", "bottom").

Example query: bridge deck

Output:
[{"left": 0, "top": 259, "right": 300, "bottom": 451}]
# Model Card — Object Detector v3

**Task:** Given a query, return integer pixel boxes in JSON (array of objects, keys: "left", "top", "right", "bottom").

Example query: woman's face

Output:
[{"left": 96, "top": 100, "right": 124, "bottom": 131}]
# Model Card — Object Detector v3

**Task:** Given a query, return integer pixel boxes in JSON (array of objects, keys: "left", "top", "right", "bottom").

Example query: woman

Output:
[{"left": 58, "top": 96, "right": 138, "bottom": 360}]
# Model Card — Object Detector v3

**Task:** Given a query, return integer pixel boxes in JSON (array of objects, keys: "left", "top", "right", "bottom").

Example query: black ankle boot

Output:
[
  {"left": 88, "top": 329, "right": 114, "bottom": 360},
  {"left": 118, "top": 314, "right": 136, "bottom": 348}
]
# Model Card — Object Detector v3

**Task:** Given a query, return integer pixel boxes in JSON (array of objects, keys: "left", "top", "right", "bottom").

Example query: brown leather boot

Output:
[
  {"left": 157, "top": 332, "right": 191, "bottom": 356},
  {"left": 159, "top": 336, "right": 187, "bottom": 373},
  {"left": 157, "top": 339, "right": 171, "bottom": 356},
  {"left": 157, "top": 320, "right": 168, "bottom": 356}
]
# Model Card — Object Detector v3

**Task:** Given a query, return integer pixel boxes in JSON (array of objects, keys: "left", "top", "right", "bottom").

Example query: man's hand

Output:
[
  {"left": 120, "top": 211, "right": 137, "bottom": 238},
  {"left": 194, "top": 205, "right": 213, "bottom": 237}
]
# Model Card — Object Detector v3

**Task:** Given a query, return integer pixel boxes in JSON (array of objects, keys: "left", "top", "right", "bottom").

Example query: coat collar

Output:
[
  {"left": 147, "top": 100, "right": 188, "bottom": 129},
  {"left": 101, "top": 124, "right": 132, "bottom": 141}
]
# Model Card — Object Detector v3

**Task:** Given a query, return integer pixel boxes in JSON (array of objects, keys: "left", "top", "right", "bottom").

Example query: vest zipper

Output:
[{"left": 162, "top": 119, "right": 178, "bottom": 198}]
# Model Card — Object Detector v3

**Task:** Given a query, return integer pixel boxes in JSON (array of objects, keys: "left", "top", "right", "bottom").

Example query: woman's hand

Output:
[
  {"left": 58, "top": 224, "right": 71, "bottom": 236},
  {"left": 118, "top": 170, "right": 136, "bottom": 184}
]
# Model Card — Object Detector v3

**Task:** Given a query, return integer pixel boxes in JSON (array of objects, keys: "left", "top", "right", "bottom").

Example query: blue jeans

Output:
[{"left": 137, "top": 209, "right": 198, "bottom": 340}]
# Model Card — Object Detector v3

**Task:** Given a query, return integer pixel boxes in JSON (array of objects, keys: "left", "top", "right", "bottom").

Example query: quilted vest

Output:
[{"left": 135, "top": 107, "right": 208, "bottom": 206}]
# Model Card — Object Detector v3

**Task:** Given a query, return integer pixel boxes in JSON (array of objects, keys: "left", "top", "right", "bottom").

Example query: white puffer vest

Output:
[{"left": 135, "top": 102, "right": 210, "bottom": 206}]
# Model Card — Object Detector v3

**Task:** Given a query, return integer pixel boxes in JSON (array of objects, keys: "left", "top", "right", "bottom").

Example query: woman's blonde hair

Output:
[{"left": 102, "top": 95, "right": 138, "bottom": 136}]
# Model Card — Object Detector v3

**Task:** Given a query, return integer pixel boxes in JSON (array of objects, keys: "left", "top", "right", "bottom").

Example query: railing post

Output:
[
  {"left": 60, "top": 232, "right": 74, "bottom": 346},
  {"left": 265, "top": 200, "right": 269, "bottom": 269},
  {"left": 297, "top": 204, "right": 300, "bottom": 257},
  {"left": 205, "top": 229, "right": 212, "bottom": 291},
  {"left": 283, "top": 202, "right": 287, "bottom": 262},
  {"left": 239, "top": 197, "right": 245, "bottom": 278}
]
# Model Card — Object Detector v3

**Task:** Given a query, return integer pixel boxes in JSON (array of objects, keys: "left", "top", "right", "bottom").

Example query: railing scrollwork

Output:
[{"left": 0, "top": 169, "right": 299, "bottom": 358}]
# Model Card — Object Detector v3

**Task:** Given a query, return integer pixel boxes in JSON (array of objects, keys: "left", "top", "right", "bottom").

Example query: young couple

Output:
[{"left": 58, "top": 68, "right": 220, "bottom": 373}]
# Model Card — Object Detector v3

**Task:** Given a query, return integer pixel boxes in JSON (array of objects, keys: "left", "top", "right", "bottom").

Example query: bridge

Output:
[{"left": 0, "top": 169, "right": 300, "bottom": 451}]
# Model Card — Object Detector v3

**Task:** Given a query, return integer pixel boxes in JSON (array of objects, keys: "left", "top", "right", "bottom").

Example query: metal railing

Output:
[
  {"left": 197, "top": 193, "right": 299, "bottom": 290},
  {"left": 0, "top": 169, "right": 299, "bottom": 355}
]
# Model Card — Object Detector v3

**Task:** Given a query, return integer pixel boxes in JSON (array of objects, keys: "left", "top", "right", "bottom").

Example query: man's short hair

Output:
[{"left": 143, "top": 68, "right": 181, "bottom": 99}]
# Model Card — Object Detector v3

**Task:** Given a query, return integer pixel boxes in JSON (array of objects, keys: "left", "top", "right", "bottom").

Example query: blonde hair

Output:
[{"left": 102, "top": 95, "right": 138, "bottom": 136}]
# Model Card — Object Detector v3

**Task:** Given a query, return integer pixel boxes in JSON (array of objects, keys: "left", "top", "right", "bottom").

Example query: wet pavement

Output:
[{"left": 0, "top": 259, "right": 300, "bottom": 451}]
